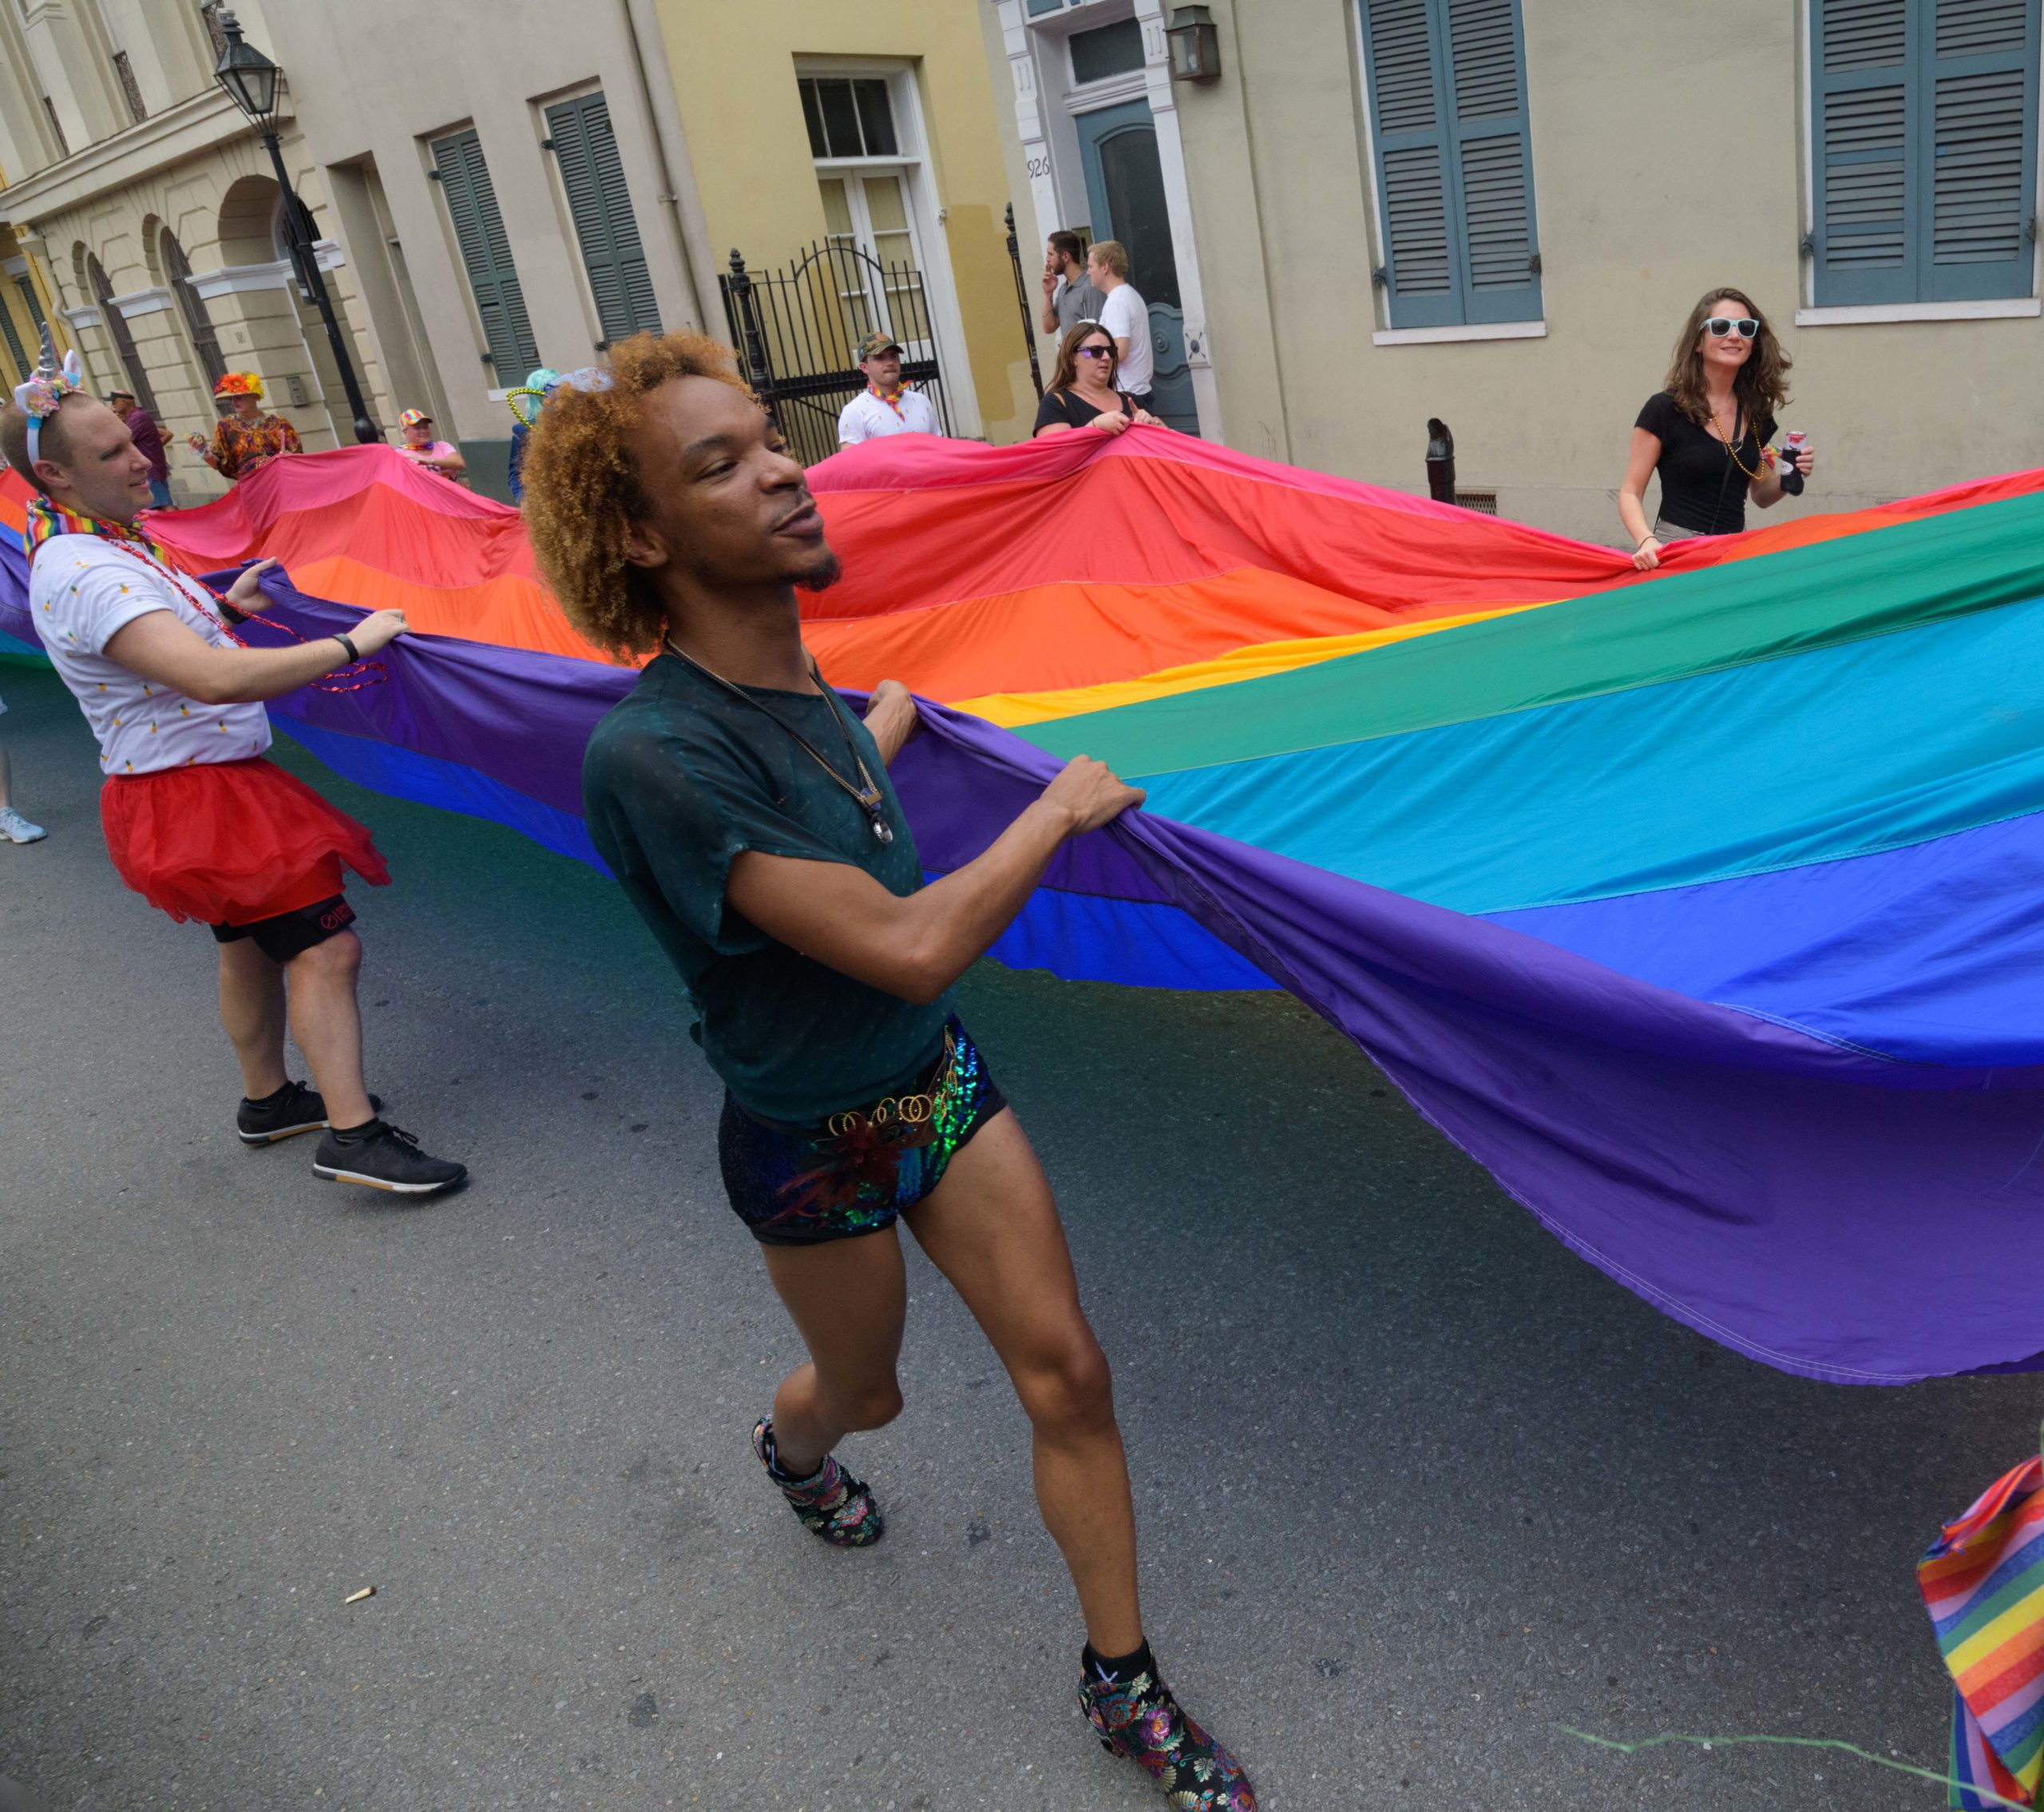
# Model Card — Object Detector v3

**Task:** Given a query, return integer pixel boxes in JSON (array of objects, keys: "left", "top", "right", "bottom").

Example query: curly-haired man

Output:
[{"left": 521, "top": 333, "right": 1256, "bottom": 1808}]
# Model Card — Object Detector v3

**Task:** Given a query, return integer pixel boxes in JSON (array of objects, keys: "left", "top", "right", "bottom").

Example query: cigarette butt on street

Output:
[{"left": 344, "top": 1586, "right": 375, "bottom": 1606}]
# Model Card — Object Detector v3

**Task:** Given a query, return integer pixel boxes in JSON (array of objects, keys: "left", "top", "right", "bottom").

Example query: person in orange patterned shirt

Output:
[{"left": 186, "top": 371, "right": 301, "bottom": 480}]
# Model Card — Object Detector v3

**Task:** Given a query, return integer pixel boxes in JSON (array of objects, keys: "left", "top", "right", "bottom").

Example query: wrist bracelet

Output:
[{"left": 333, "top": 632, "right": 361, "bottom": 665}]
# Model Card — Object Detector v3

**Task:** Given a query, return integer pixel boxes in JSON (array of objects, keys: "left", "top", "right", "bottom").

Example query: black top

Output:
[
  {"left": 582, "top": 652, "right": 952, "bottom": 1124},
  {"left": 1033, "top": 387, "right": 1135, "bottom": 434},
  {"left": 1636, "top": 391, "right": 1777, "bottom": 535}
]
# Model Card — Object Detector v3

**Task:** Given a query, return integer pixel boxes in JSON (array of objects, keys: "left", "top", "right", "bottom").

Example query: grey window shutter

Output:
[
  {"left": 1813, "top": 0, "right": 1922, "bottom": 303},
  {"left": 1363, "top": 0, "right": 1463, "bottom": 327},
  {"left": 0, "top": 292, "right": 25, "bottom": 383},
  {"left": 1927, "top": 0, "right": 2038, "bottom": 299},
  {"left": 15, "top": 274, "right": 46, "bottom": 331},
  {"left": 431, "top": 128, "right": 540, "bottom": 382},
  {"left": 1444, "top": 0, "right": 1541, "bottom": 323},
  {"left": 545, "top": 92, "right": 662, "bottom": 345}
]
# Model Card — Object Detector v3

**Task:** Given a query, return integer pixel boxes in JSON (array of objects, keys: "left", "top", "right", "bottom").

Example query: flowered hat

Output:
[
  {"left": 213, "top": 371, "right": 263, "bottom": 399},
  {"left": 399, "top": 408, "right": 430, "bottom": 429}
]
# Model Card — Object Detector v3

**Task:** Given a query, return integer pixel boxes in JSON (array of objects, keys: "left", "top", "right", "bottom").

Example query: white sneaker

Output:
[{"left": 0, "top": 807, "right": 46, "bottom": 843}]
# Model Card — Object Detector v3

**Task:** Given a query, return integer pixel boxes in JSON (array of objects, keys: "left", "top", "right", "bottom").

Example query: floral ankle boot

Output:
[
  {"left": 751, "top": 1415, "right": 884, "bottom": 1548},
  {"left": 1078, "top": 1650, "right": 1257, "bottom": 1810}
]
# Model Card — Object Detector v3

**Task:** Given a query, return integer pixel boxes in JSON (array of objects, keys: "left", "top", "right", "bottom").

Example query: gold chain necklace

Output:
[{"left": 1709, "top": 397, "right": 1765, "bottom": 482}]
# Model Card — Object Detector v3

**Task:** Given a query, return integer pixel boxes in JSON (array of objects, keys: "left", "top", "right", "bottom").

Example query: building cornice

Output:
[
  {"left": 58, "top": 304, "right": 101, "bottom": 330},
  {"left": 0, "top": 88, "right": 297, "bottom": 228},
  {"left": 108, "top": 285, "right": 174, "bottom": 318},
  {"left": 184, "top": 240, "right": 344, "bottom": 300}
]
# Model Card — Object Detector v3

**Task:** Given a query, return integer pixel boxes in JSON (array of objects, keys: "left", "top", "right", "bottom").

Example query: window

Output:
[
  {"left": 1810, "top": 0, "right": 2040, "bottom": 305},
  {"left": 15, "top": 272, "right": 46, "bottom": 332},
  {"left": 42, "top": 95, "right": 67, "bottom": 157},
  {"left": 545, "top": 91, "right": 660, "bottom": 346},
  {"left": 85, "top": 253, "right": 156, "bottom": 414},
  {"left": 1358, "top": 0, "right": 1542, "bottom": 328},
  {"left": 430, "top": 128, "right": 540, "bottom": 383},
  {"left": 800, "top": 77, "right": 899, "bottom": 159},
  {"left": 1070, "top": 18, "right": 1146, "bottom": 85},
  {"left": 817, "top": 169, "right": 931, "bottom": 355},
  {"left": 160, "top": 228, "right": 226, "bottom": 387}
]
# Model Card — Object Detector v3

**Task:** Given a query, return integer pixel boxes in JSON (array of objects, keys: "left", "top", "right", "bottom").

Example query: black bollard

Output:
[{"left": 1425, "top": 418, "right": 1456, "bottom": 503}]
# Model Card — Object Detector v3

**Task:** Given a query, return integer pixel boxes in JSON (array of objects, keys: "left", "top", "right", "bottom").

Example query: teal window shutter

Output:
[
  {"left": 1362, "top": 0, "right": 1541, "bottom": 328},
  {"left": 1813, "top": 0, "right": 2039, "bottom": 305},
  {"left": 430, "top": 127, "right": 540, "bottom": 383},
  {"left": 1927, "top": 0, "right": 2039, "bottom": 299},
  {"left": 545, "top": 91, "right": 662, "bottom": 345},
  {"left": 14, "top": 273, "right": 46, "bottom": 331}
]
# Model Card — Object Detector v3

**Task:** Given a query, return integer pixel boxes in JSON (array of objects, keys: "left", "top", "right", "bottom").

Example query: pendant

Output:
[{"left": 870, "top": 814, "right": 894, "bottom": 846}]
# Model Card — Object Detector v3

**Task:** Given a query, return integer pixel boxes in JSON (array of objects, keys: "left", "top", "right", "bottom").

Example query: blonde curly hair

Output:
[{"left": 521, "top": 331, "right": 756, "bottom": 661}]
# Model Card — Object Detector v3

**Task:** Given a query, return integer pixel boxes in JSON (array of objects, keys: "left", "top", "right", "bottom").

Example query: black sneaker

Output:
[
  {"left": 236, "top": 1081, "right": 382, "bottom": 1146},
  {"left": 311, "top": 1120, "right": 466, "bottom": 1196}
]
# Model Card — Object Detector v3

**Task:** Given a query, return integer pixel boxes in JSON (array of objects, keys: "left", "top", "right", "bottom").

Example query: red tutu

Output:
[{"left": 101, "top": 756, "right": 389, "bottom": 926}]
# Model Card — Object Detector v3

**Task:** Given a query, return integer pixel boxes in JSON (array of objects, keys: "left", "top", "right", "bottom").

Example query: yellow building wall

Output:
[{"left": 656, "top": 0, "right": 1032, "bottom": 442}]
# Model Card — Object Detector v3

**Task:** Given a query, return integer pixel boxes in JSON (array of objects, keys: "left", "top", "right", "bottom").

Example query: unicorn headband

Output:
[{"left": 14, "top": 324, "right": 85, "bottom": 466}]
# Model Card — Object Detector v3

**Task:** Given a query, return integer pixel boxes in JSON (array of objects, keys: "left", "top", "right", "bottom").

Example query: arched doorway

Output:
[
  {"left": 1074, "top": 101, "right": 1195, "bottom": 434},
  {"left": 214, "top": 172, "right": 375, "bottom": 450}
]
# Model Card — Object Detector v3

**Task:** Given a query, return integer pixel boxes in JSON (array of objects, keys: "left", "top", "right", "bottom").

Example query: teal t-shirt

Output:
[{"left": 582, "top": 652, "right": 953, "bottom": 1124}]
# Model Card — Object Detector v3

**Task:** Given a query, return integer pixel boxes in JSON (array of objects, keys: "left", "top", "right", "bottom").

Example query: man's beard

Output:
[{"left": 794, "top": 548, "right": 843, "bottom": 594}]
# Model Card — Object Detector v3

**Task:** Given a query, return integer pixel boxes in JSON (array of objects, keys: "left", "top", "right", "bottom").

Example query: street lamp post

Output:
[{"left": 212, "top": 10, "right": 379, "bottom": 445}]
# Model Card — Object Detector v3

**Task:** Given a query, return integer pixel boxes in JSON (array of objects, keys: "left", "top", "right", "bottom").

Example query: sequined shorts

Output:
[{"left": 716, "top": 1017, "right": 1006, "bottom": 1247}]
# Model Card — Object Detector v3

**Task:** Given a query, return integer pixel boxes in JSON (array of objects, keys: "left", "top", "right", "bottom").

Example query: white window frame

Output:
[
  {"left": 796, "top": 57, "right": 980, "bottom": 437},
  {"left": 1793, "top": 0, "right": 2044, "bottom": 327}
]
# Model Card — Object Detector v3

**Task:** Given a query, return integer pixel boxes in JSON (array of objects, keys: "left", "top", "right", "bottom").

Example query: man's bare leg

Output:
[
  {"left": 216, "top": 937, "right": 289, "bottom": 1100},
  {"left": 283, "top": 931, "right": 374, "bottom": 1128},
  {"left": 905, "top": 1109, "right": 1142, "bottom": 1657}
]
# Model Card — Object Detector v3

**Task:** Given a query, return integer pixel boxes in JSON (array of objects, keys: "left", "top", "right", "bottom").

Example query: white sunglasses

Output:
[{"left": 1704, "top": 315, "right": 1759, "bottom": 339}]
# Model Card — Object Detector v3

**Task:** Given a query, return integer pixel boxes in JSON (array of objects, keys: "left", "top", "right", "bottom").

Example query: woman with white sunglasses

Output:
[{"left": 1619, "top": 287, "right": 1815, "bottom": 569}]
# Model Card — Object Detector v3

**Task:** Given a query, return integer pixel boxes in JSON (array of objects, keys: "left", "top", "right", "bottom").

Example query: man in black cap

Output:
[{"left": 834, "top": 331, "right": 941, "bottom": 447}]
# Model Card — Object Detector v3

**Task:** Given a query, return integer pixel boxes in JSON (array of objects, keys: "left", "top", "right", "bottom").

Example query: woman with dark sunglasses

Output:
[
  {"left": 1033, "top": 322, "right": 1166, "bottom": 438},
  {"left": 1619, "top": 287, "right": 1815, "bottom": 569}
]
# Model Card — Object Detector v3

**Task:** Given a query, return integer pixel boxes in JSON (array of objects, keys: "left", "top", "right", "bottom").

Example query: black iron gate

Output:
[{"left": 720, "top": 242, "right": 957, "bottom": 466}]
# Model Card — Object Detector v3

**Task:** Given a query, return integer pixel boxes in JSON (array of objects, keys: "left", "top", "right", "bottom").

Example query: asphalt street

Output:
[{"left": 3, "top": 657, "right": 2039, "bottom": 1811}]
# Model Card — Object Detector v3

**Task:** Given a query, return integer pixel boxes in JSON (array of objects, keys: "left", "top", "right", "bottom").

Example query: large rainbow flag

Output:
[{"left": 7, "top": 432, "right": 2044, "bottom": 1386}]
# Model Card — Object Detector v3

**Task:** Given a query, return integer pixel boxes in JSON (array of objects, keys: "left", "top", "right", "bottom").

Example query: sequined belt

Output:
[{"left": 825, "top": 1029, "right": 961, "bottom": 1140}]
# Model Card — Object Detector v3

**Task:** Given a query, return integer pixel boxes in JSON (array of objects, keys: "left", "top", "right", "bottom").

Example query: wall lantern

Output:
[{"left": 1166, "top": 6, "right": 1221, "bottom": 83}]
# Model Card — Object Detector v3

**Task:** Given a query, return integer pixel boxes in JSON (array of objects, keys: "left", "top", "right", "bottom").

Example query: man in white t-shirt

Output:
[
  {"left": 1086, "top": 241, "right": 1154, "bottom": 406},
  {"left": 1, "top": 375, "right": 465, "bottom": 1197},
  {"left": 835, "top": 332, "right": 943, "bottom": 447}
]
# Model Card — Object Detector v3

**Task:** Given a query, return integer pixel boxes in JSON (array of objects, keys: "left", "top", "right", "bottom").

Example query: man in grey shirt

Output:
[{"left": 1039, "top": 230, "right": 1102, "bottom": 338}]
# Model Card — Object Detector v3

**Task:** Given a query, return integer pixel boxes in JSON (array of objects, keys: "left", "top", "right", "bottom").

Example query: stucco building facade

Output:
[
  {"left": 990, "top": 0, "right": 2044, "bottom": 541},
  {"left": 259, "top": 0, "right": 1036, "bottom": 484},
  {"left": 0, "top": 1, "right": 398, "bottom": 502}
]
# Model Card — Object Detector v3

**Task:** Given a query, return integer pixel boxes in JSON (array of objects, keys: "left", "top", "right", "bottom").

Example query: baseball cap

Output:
[
  {"left": 399, "top": 407, "right": 431, "bottom": 428},
  {"left": 858, "top": 331, "right": 904, "bottom": 360}
]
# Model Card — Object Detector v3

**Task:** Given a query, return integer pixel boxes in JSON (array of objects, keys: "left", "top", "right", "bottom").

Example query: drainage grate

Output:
[{"left": 1455, "top": 490, "right": 1499, "bottom": 514}]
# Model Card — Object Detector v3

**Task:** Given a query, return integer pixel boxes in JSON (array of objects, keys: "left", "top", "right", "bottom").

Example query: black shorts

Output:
[
  {"left": 717, "top": 1017, "right": 1007, "bottom": 1247},
  {"left": 210, "top": 893, "right": 356, "bottom": 963}
]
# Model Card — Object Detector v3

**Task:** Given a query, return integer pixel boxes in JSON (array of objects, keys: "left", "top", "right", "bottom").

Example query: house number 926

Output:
[{"left": 1027, "top": 154, "right": 1053, "bottom": 179}]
